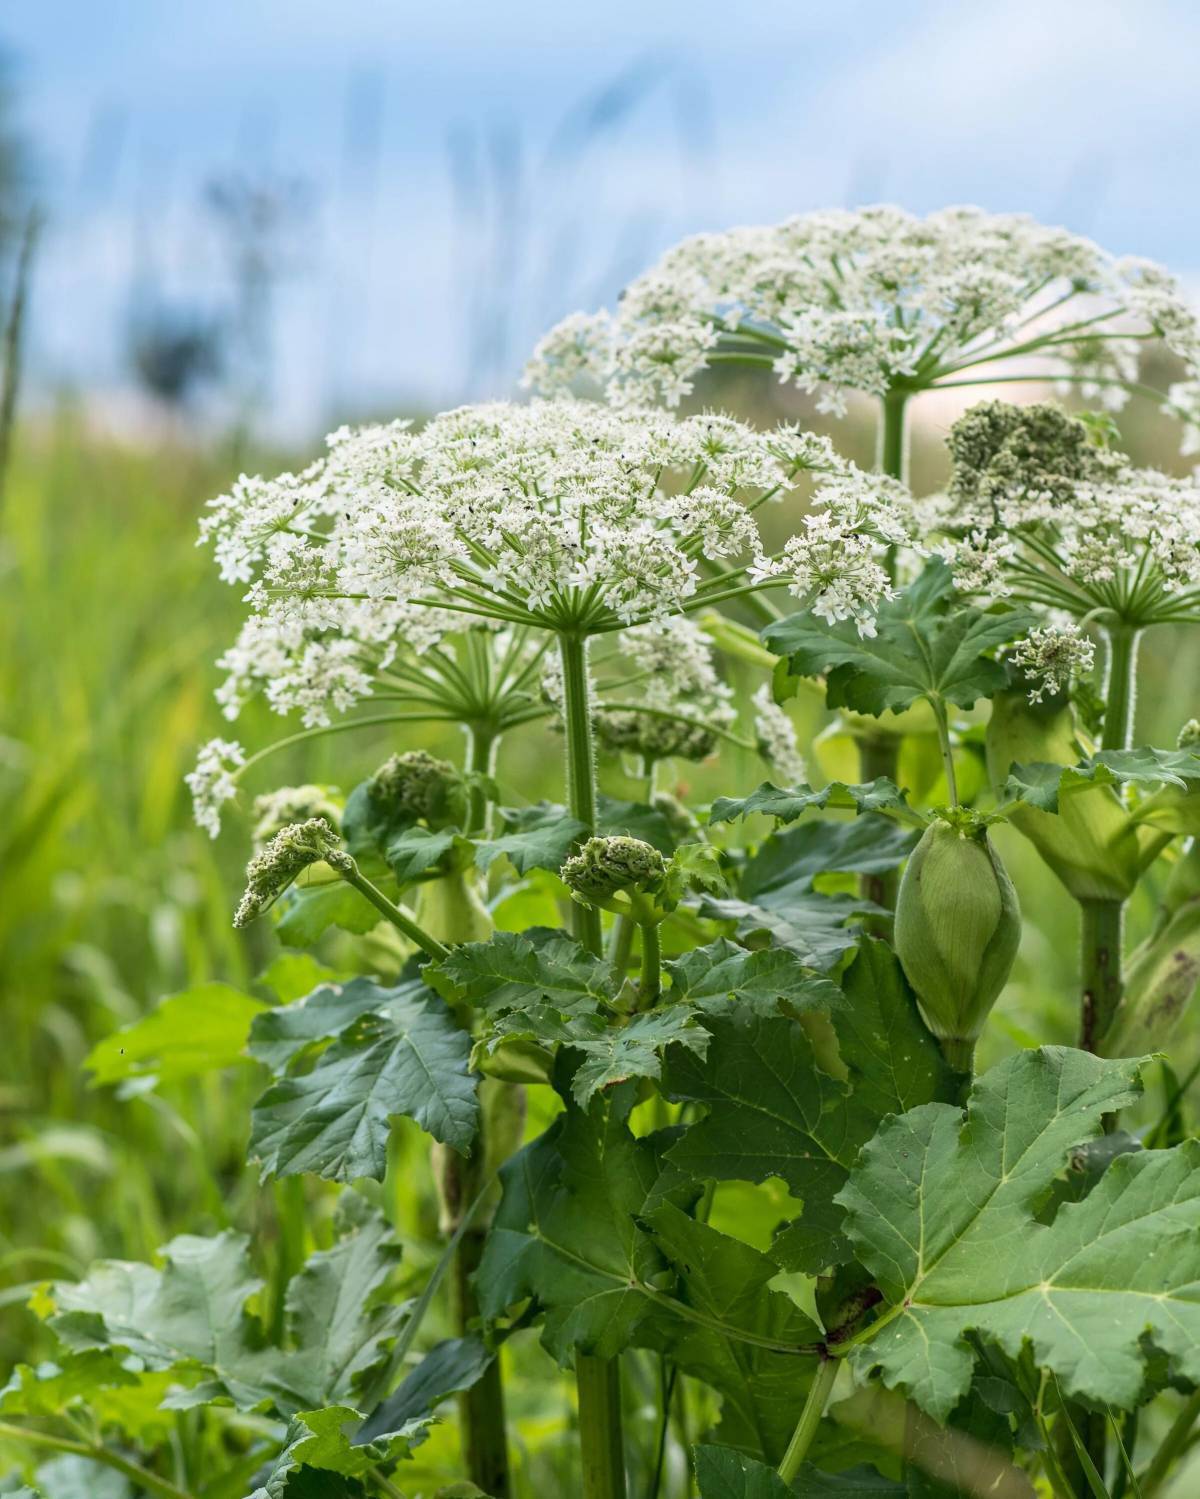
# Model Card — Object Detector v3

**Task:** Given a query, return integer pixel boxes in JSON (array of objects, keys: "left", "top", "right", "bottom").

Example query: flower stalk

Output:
[
  {"left": 777, "top": 1355, "right": 839, "bottom": 1484},
  {"left": 558, "top": 628, "right": 627, "bottom": 1499}
]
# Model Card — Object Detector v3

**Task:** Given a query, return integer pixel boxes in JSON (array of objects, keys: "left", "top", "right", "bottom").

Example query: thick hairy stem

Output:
[
  {"left": 638, "top": 922, "right": 662, "bottom": 1009},
  {"left": 858, "top": 389, "right": 910, "bottom": 911},
  {"left": 559, "top": 630, "right": 627, "bottom": 1499},
  {"left": 1079, "top": 898, "right": 1124, "bottom": 1052},
  {"left": 777, "top": 1355, "right": 838, "bottom": 1483},
  {"left": 426, "top": 727, "right": 515, "bottom": 1497},
  {"left": 1100, "top": 623, "right": 1141, "bottom": 752}
]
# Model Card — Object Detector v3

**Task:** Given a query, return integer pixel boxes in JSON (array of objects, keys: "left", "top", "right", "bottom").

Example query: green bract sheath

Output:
[
  {"left": 986, "top": 689, "right": 1150, "bottom": 901},
  {"left": 895, "top": 816, "right": 1021, "bottom": 1043}
]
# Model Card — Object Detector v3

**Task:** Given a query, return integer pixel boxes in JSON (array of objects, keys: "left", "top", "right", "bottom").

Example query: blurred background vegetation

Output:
[{"left": 3, "top": 15, "right": 1200, "bottom": 1493}]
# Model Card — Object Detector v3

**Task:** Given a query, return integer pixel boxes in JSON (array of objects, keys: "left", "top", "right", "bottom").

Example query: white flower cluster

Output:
[
  {"left": 525, "top": 206, "right": 1200, "bottom": 436},
  {"left": 186, "top": 738, "right": 246, "bottom": 838},
  {"left": 752, "top": 685, "right": 805, "bottom": 785},
  {"left": 200, "top": 400, "right": 910, "bottom": 657},
  {"left": 1009, "top": 623, "right": 1097, "bottom": 704}
]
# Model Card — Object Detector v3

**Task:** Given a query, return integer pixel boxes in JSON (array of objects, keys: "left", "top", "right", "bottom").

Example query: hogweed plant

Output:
[{"left": 8, "top": 208, "right": 1200, "bottom": 1499}]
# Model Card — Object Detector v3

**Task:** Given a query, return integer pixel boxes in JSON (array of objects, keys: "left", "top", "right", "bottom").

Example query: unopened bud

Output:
[
  {"left": 234, "top": 818, "right": 350, "bottom": 927},
  {"left": 251, "top": 785, "right": 342, "bottom": 848},
  {"left": 368, "top": 750, "right": 467, "bottom": 830},
  {"left": 895, "top": 812, "right": 1021, "bottom": 1047},
  {"left": 560, "top": 835, "right": 667, "bottom": 918}
]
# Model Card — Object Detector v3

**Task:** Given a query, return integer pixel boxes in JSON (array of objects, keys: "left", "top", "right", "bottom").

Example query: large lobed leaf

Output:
[
  {"left": 1002, "top": 747, "right": 1200, "bottom": 813},
  {"left": 40, "top": 1211, "right": 404, "bottom": 1420},
  {"left": 666, "top": 941, "right": 953, "bottom": 1273},
  {"left": 837, "top": 1047, "right": 1200, "bottom": 1419},
  {"left": 85, "top": 983, "right": 267, "bottom": 1088},
  {"left": 699, "top": 821, "right": 916, "bottom": 972},
  {"left": 763, "top": 560, "right": 1034, "bottom": 717},
  {"left": 476, "top": 1086, "right": 824, "bottom": 1461},
  {"left": 249, "top": 975, "right": 478, "bottom": 1181},
  {"left": 710, "top": 780, "right": 914, "bottom": 828}
]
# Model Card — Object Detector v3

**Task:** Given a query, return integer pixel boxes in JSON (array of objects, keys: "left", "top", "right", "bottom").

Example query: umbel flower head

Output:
[
  {"left": 525, "top": 205, "right": 1200, "bottom": 441},
  {"left": 922, "top": 401, "right": 1200, "bottom": 628},
  {"left": 251, "top": 785, "right": 342, "bottom": 847},
  {"left": 198, "top": 400, "right": 911, "bottom": 650},
  {"left": 233, "top": 818, "right": 351, "bottom": 927}
]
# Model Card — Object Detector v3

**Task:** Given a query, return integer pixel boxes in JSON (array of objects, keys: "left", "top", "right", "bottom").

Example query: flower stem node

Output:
[
  {"left": 560, "top": 835, "right": 669, "bottom": 922},
  {"left": 233, "top": 817, "right": 351, "bottom": 927},
  {"left": 895, "top": 809, "right": 1021, "bottom": 1049}
]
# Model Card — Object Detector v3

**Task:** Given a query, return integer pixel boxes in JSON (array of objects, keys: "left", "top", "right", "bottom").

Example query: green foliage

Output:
[
  {"left": 665, "top": 941, "right": 954, "bottom": 1273},
  {"left": 85, "top": 982, "right": 267, "bottom": 1087},
  {"left": 250, "top": 975, "right": 478, "bottom": 1179},
  {"left": 699, "top": 819, "right": 917, "bottom": 971},
  {"left": 764, "top": 562, "right": 1035, "bottom": 717},
  {"left": 837, "top": 1049, "right": 1200, "bottom": 1419},
  {"left": 709, "top": 780, "right": 913, "bottom": 827},
  {"left": 1001, "top": 746, "right": 1200, "bottom": 813}
]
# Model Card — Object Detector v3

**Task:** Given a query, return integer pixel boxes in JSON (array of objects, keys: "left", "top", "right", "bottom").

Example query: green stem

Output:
[
  {"left": 339, "top": 866, "right": 450, "bottom": 960},
  {"left": 638, "top": 923, "right": 662, "bottom": 1010},
  {"left": 1140, "top": 1386, "right": 1200, "bottom": 1495},
  {"left": 559, "top": 629, "right": 626, "bottom": 1499},
  {"left": 1101, "top": 622, "right": 1141, "bottom": 751},
  {"left": 940, "top": 1036, "right": 976, "bottom": 1080},
  {"left": 931, "top": 700, "right": 958, "bottom": 807},
  {"left": 0, "top": 1421, "right": 195, "bottom": 1499},
  {"left": 1079, "top": 897, "right": 1124, "bottom": 1052},
  {"left": 777, "top": 1355, "right": 838, "bottom": 1484},
  {"left": 858, "top": 388, "right": 910, "bottom": 911},
  {"left": 577, "top": 1352, "right": 627, "bottom": 1499},
  {"left": 464, "top": 723, "right": 499, "bottom": 838},
  {"left": 559, "top": 633, "right": 603, "bottom": 957}
]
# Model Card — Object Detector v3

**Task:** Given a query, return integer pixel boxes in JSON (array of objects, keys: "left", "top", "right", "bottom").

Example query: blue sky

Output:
[{"left": 8, "top": 0, "right": 1200, "bottom": 436}]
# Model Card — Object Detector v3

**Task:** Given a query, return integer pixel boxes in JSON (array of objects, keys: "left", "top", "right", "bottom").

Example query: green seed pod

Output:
[
  {"left": 986, "top": 686, "right": 1155, "bottom": 901},
  {"left": 895, "top": 813, "right": 1021, "bottom": 1050}
]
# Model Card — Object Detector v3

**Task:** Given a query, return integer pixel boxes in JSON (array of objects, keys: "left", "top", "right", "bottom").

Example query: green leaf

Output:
[
  {"left": 31, "top": 1459, "right": 130, "bottom": 1499},
  {"left": 475, "top": 796, "right": 676, "bottom": 875},
  {"left": 667, "top": 941, "right": 952, "bottom": 1273},
  {"left": 474, "top": 803, "right": 587, "bottom": 875},
  {"left": 476, "top": 1088, "right": 672, "bottom": 1362},
  {"left": 257, "top": 954, "right": 346, "bottom": 1004},
  {"left": 425, "top": 929, "right": 618, "bottom": 1016},
  {"left": 381, "top": 825, "right": 465, "bottom": 884},
  {"left": 643, "top": 1204, "right": 822, "bottom": 1459},
  {"left": 666, "top": 940, "right": 842, "bottom": 1018},
  {"left": 249, "top": 1405, "right": 422, "bottom": 1499},
  {"left": 835, "top": 1047, "right": 1200, "bottom": 1419},
  {"left": 85, "top": 983, "right": 267, "bottom": 1088},
  {"left": 700, "top": 821, "right": 917, "bottom": 973},
  {"left": 1002, "top": 748, "right": 1200, "bottom": 814},
  {"left": 567, "top": 1009, "right": 709, "bottom": 1108},
  {"left": 693, "top": 1447, "right": 904, "bottom": 1497},
  {"left": 43, "top": 1212, "right": 406, "bottom": 1423},
  {"left": 710, "top": 780, "right": 913, "bottom": 828},
  {"left": 250, "top": 980, "right": 478, "bottom": 1180},
  {"left": 248, "top": 976, "right": 408, "bottom": 1073},
  {"left": 763, "top": 560, "right": 1034, "bottom": 717},
  {"left": 357, "top": 1335, "right": 493, "bottom": 1443},
  {"left": 273, "top": 880, "right": 380, "bottom": 946},
  {"left": 698, "top": 821, "right": 910, "bottom": 971},
  {"left": 478, "top": 1089, "right": 824, "bottom": 1461}
]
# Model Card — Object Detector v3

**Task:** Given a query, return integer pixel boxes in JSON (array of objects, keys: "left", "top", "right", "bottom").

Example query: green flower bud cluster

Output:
[
  {"left": 948, "top": 399, "right": 1118, "bottom": 513},
  {"left": 595, "top": 708, "right": 717, "bottom": 763},
  {"left": 895, "top": 810, "right": 1021, "bottom": 1057},
  {"left": 560, "top": 835, "right": 668, "bottom": 919},
  {"left": 1178, "top": 719, "right": 1200, "bottom": 749},
  {"left": 251, "top": 784, "right": 342, "bottom": 848},
  {"left": 234, "top": 817, "right": 350, "bottom": 928},
  {"left": 368, "top": 750, "right": 467, "bottom": 830}
]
